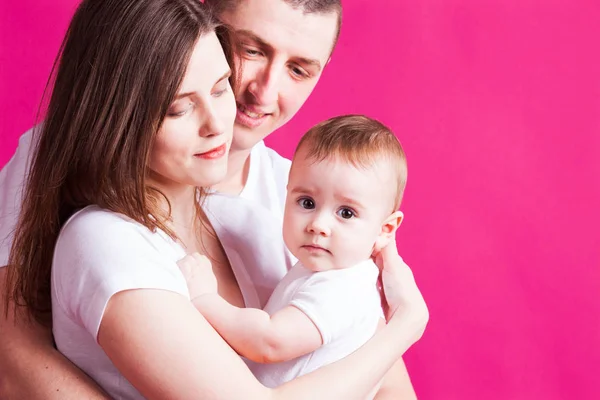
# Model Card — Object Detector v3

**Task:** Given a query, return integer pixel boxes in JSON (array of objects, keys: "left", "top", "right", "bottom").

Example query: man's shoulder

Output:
[
  {"left": 240, "top": 141, "right": 291, "bottom": 207},
  {"left": 254, "top": 141, "right": 292, "bottom": 173}
]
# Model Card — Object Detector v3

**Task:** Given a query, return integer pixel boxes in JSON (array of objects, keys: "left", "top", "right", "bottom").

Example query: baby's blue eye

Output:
[
  {"left": 298, "top": 198, "right": 315, "bottom": 210},
  {"left": 337, "top": 208, "right": 355, "bottom": 219}
]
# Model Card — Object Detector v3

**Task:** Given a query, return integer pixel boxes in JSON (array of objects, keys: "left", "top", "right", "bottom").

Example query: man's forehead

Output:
[{"left": 220, "top": 0, "right": 338, "bottom": 62}]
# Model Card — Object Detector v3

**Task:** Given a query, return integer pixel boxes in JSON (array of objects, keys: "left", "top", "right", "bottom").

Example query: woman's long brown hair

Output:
[{"left": 5, "top": 0, "right": 238, "bottom": 327}]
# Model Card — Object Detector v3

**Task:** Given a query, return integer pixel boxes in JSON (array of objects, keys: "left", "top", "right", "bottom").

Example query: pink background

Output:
[{"left": 1, "top": 1, "right": 599, "bottom": 399}]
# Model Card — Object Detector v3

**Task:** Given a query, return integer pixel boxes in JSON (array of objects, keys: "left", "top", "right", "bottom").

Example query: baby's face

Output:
[{"left": 283, "top": 149, "right": 398, "bottom": 272}]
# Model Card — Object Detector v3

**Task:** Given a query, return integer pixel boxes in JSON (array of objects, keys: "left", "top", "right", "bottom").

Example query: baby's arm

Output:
[
  {"left": 194, "top": 295, "right": 322, "bottom": 363},
  {"left": 177, "top": 253, "right": 322, "bottom": 364}
]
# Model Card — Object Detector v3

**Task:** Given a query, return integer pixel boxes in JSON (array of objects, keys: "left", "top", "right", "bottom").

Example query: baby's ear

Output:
[{"left": 373, "top": 211, "right": 404, "bottom": 253}]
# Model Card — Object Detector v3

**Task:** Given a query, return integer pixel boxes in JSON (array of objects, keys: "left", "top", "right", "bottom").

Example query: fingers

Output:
[
  {"left": 374, "top": 237, "right": 404, "bottom": 272},
  {"left": 380, "top": 257, "right": 428, "bottom": 333},
  {"left": 177, "top": 253, "right": 213, "bottom": 282}
]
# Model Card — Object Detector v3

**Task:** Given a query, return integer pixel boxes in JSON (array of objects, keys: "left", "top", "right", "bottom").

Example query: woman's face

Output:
[{"left": 148, "top": 32, "right": 236, "bottom": 191}]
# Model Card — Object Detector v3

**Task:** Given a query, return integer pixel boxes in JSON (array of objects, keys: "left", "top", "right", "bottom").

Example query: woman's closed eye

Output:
[
  {"left": 167, "top": 102, "right": 194, "bottom": 117},
  {"left": 212, "top": 81, "right": 231, "bottom": 98}
]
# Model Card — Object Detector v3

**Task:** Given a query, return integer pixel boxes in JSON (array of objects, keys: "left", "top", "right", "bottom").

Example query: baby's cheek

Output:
[{"left": 343, "top": 234, "right": 370, "bottom": 263}]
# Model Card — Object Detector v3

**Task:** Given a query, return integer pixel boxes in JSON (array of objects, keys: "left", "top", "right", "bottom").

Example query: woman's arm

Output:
[
  {"left": 0, "top": 268, "right": 109, "bottom": 400},
  {"left": 98, "top": 253, "right": 427, "bottom": 400}
]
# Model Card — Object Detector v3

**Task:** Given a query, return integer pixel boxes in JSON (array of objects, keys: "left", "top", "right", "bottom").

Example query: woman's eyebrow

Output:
[
  {"left": 173, "top": 70, "right": 232, "bottom": 100},
  {"left": 215, "top": 69, "right": 232, "bottom": 84}
]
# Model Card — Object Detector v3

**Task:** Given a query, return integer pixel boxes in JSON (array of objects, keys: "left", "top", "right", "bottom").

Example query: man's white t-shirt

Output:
[
  {"left": 203, "top": 140, "right": 296, "bottom": 308},
  {"left": 246, "top": 260, "right": 383, "bottom": 390},
  {"left": 51, "top": 205, "right": 190, "bottom": 400},
  {"left": 0, "top": 127, "right": 36, "bottom": 267}
]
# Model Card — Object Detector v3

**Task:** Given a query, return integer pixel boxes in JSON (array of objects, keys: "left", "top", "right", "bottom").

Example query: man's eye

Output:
[
  {"left": 337, "top": 208, "right": 355, "bottom": 219},
  {"left": 290, "top": 65, "right": 309, "bottom": 79},
  {"left": 244, "top": 48, "right": 262, "bottom": 57},
  {"left": 298, "top": 198, "right": 315, "bottom": 209}
]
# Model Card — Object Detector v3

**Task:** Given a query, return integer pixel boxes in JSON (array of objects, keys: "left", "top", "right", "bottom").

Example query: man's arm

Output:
[
  {"left": 374, "top": 357, "right": 417, "bottom": 399},
  {"left": 0, "top": 267, "right": 110, "bottom": 400},
  {"left": 373, "top": 318, "right": 418, "bottom": 400},
  {"left": 193, "top": 293, "right": 322, "bottom": 363}
]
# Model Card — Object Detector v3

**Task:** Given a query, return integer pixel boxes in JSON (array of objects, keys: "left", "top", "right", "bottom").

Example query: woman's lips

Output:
[{"left": 195, "top": 143, "right": 227, "bottom": 160}]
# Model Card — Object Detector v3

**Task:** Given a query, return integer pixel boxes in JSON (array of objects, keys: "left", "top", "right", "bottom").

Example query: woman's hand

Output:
[
  {"left": 373, "top": 239, "right": 429, "bottom": 344},
  {"left": 177, "top": 252, "right": 218, "bottom": 300}
]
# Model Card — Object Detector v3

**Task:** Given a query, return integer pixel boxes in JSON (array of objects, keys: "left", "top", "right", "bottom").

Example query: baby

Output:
[{"left": 181, "top": 114, "right": 408, "bottom": 389}]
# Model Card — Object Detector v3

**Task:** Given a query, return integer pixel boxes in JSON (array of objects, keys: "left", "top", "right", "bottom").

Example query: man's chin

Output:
[{"left": 231, "top": 124, "right": 269, "bottom": 153}]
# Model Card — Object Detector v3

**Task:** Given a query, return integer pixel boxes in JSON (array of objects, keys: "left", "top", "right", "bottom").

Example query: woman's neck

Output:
[
  {"left": 148, "top": 175, "right": 197, "bottom": 234},
  {"left": 211, "top": 146, "right": 252, "bottom": 195}
]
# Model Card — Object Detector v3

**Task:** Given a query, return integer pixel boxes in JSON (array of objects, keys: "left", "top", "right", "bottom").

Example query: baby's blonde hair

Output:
[{"left": 295, "top": 115, "right": 407, "bottom": 210}]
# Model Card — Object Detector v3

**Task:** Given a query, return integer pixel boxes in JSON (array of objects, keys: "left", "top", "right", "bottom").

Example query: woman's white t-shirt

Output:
[
  {"left": 1, "top": 129, "right": 296, "bottom": 397},
  {"left": 51, "top": 142, "right": 296, "bottom": 398},
  {"left": 52, "top": 205, "right": 189, "bottom": 399},
  {"left": 0, "top": 129, "right": 293, "bottom": 292}
]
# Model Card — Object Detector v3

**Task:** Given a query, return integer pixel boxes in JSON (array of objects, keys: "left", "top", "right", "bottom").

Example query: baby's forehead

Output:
[
  {"left": 291, "top": 154, "right": 398, "bottom": 204},
  {"left": 294, "top": 152, "right": 397, "bottom": 178}
]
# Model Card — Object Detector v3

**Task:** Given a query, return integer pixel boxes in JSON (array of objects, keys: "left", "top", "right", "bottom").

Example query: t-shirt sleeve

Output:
[
  {"left": 0, "top": 128, "right": 37, "bottom": 267},
  {"left": 52, "top": 208, "right": 189, "bottom": 340},
  {"left": 288, "top": 271, "right": 375, "bottom": 345}
]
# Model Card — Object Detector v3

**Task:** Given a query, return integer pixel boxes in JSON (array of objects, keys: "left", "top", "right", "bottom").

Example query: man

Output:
[{"left": 0, "top": 0, "right": 417, "bottom": 398}]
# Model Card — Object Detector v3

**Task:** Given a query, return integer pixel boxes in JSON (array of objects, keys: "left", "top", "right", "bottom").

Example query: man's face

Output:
[{"left": 220, "top": 0, "right": 339, "bottom": 152}]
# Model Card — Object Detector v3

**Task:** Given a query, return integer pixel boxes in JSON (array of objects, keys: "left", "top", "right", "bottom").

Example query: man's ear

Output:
[{"left": 373, "top": 211, "right": 404, "bottom": 253}]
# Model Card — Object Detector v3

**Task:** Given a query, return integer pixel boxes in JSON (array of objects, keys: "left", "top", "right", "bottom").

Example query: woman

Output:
[{"left": 6, "top": 0, "right": 428, "bottom": 398}]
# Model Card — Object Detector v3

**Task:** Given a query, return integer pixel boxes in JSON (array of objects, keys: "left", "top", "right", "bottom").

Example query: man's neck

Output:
[{"left": 212, "top": 146, "right": 253, "bottom": 195}]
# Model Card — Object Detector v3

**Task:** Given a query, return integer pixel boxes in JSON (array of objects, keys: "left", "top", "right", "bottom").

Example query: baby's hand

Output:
[{"left": 177, "top": 252, "right": 218, "bottom": 300}]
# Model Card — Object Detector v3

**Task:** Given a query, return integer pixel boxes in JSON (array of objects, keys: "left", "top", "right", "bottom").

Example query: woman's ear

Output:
[{"left": 373, "top": 211, "right": 404, "bottom": 253}]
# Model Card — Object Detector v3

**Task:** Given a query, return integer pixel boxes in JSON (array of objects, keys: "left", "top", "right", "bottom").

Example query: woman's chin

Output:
[{"left": 194, "top": 169, "right": 228, "bottom": 189}]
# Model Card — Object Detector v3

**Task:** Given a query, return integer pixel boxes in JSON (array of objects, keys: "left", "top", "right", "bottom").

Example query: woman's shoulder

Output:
[
  {"left": 53, "top": 205, "right": 186, "bottom": 294},
  {"left": 57, "top": 205, "right": 173, "bottom": 257},
  {"left": 62, "top": 205, "right": 152, "bottom": 234},
  {"left": 60, "top": 205, "right": 145, "bottom": 238}
]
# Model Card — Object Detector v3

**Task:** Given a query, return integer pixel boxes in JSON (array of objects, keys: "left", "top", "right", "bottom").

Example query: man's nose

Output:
[{"left": 247, "top": 62, "right": 281, "bottom": 105}]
